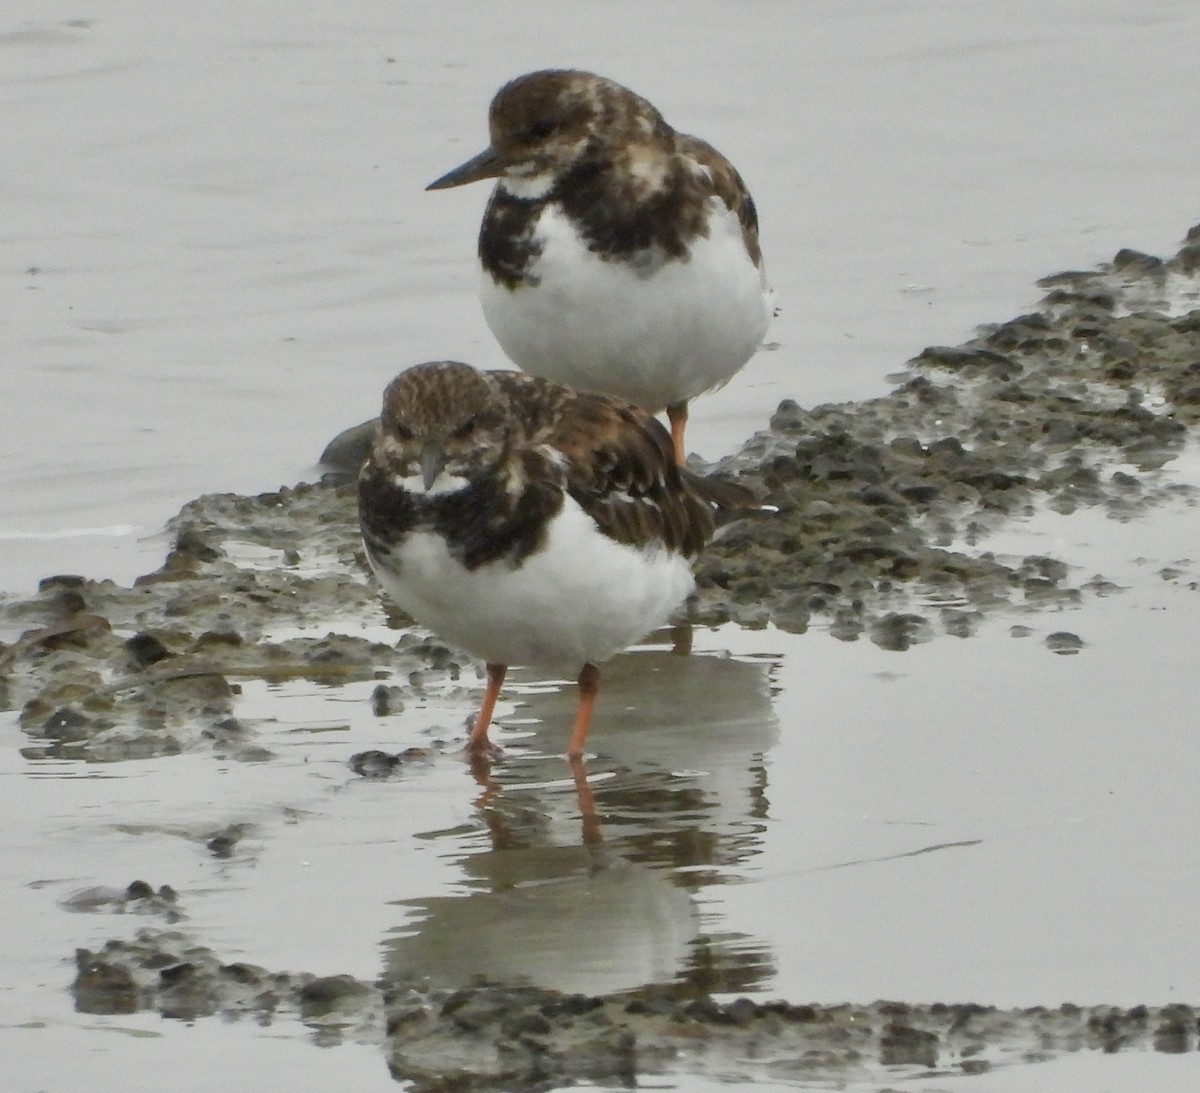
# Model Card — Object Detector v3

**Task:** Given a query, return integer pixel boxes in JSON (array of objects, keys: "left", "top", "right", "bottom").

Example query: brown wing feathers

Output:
[{"left": 493, "top": 371, "right": 740, "bottom": 557}]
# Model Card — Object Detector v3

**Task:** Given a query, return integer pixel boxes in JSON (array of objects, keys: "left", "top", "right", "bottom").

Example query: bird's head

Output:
[
  {"left": 373, "top": 362, "right": 513, "bottom": 493},
  {"left": 426, "top": 69, "right": 668, "bottom": 199}
]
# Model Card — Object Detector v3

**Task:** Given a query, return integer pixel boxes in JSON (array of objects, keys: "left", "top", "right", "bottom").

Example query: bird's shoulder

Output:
[
  {"left": 677, "top": 133, "right": 762, "bottom": 265},
  {"left": 490, "top": 371, "right": 718, "bottom": 555}
]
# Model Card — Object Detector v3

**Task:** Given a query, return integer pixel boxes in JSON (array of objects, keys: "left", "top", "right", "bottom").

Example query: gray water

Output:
[{"left": 4, "top": 2, "right": 1200, "bottom": 1090}]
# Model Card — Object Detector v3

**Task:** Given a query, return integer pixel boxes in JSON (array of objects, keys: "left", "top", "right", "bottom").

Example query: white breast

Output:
[
  {"left": 480, "top": 199, "right": 772, "bottom": 412},
  {"left": 369, "top": 496, "right": 695, "bottom": 671}
]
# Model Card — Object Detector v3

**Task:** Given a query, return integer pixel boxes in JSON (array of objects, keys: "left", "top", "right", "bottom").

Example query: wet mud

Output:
[
  {"left": 5, "top": 226, "right": 1200, "bottom": 1087},
  {"left": 72, "top": 925, "right": 1200, "bottom": 1091}
]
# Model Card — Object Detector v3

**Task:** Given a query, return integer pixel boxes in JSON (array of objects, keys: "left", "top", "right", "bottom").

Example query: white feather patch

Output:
[
  {"left": 480, "top": 198, "right": 771, "bottom": 411},
  {"left": 369, "top": 495, "right": 693, "bottom": 670},
  {"left": 393, "top": 471, "right": 471, "bottom": 496}
]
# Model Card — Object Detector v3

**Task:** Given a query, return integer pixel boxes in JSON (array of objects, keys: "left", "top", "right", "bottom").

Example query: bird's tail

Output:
[{"left": 681, "top": 469, "right": 774, "bottom": 515}]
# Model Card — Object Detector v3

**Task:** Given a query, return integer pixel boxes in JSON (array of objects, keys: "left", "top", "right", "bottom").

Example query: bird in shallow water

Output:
[
  {"left": 427, "top": 69, "right": 774, "bottom": 466},
  {"left": 357, "top": 360, "right": 754, "bottom": 758}
]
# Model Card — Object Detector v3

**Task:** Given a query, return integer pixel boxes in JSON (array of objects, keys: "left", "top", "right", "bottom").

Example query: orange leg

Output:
[
  {"left": 467, "top": 662, "right": 507, "bottom": 753},
  {"left": 566, "top": 663, "right": 601, "bottom": 758},
  {"left": 666, "top": 400, "right": 689, "bottom": 466},
  {"left": 568, "top": 752, "right": 603, "bottom": 845},
  {"left": 466, "top": 751, "right": 518, "bottom": 850}
]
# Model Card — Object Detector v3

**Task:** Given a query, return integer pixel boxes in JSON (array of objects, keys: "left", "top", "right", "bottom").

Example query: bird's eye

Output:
[
  {"left": 390, "top": 422, "right": 415, "bottom": 441},
  {"left": 450, "top": 415, "right": 480, "bottom": 440},
  {"left": 523, "top": 118, "right": 555, "bottom": 143}
]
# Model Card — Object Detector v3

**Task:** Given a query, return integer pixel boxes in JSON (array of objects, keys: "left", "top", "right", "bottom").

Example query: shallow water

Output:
[
  {"left": 5, "top": 533, "right": 1200, "bottom": 1087},
  {"left": 5, "top": 1, "right": 1200, "bottom": 1090}
]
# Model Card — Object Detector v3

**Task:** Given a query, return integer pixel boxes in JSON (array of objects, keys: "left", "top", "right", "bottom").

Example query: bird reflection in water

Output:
[
  {"left": 384, "top": 644, "right": 781, "bottom": 997},
  {"left": 469, "top": 750, "right": 603, "bottom": 847}
]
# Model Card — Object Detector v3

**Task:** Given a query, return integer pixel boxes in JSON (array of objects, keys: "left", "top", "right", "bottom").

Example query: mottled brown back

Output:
[{"left": 492, "top": 371, "right": 747, "bottom": 557}]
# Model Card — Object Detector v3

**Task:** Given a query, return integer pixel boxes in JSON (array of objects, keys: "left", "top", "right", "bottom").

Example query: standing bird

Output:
[
  {"left": 427, "top": 69, "right": 773, "bottom": 466},
  {"left": 357, "top": 361, "right": 749, "bottom": 758}
]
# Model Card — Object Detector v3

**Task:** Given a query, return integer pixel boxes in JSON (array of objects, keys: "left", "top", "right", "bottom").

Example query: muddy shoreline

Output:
[
  {"left": 4, "top": 226, "right": 1200, "bottom": 1088},
  {"left": 73, "top": 925, "right": 1199, "bottom": 1091}
]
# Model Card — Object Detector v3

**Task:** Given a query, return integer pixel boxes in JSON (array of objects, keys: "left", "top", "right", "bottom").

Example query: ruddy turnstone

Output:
[
  {"left": 427, "top": 69, "right": 773, "bottom": 465},
  {"left": 357, "top": 360, "right": 749, "bottom": 758}
]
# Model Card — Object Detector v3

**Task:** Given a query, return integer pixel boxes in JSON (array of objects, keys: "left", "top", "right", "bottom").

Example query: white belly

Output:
[
  {"left": 370, "top": 498, "right": 695, "bottom": 670},
  {"left": 480, "top": 199, "right": 772, "bottom": 411}
]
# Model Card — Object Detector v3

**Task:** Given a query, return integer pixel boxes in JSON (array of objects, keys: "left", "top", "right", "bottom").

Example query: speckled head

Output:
[
  {"left": 426, "top": 69, "right": 671, "bottom": 195},
  {"left": 374, "top": 362, "right": 514, "bottom": 490}
]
